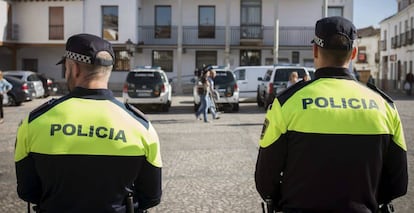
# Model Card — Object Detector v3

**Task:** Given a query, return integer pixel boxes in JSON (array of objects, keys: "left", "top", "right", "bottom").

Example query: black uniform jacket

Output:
[
  {"left": 255, "top": 68, "right": 408, "bottom": 212},
  {"left": 15, "top": 87, "right": 162, "bottom": 213}
]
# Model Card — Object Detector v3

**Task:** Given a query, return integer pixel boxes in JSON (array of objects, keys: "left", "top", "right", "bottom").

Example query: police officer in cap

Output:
[
  {"left": 255, "top": 16, "right": 407, "bottom": 212},
  {"left": 15, "top": 33, "right": 162, "bottom": 212}
]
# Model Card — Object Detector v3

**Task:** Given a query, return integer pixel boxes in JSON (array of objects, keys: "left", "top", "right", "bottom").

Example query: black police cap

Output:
[
  {"left": 56, "top": 33, "right": 115, "bottom": 66},
  {"left": 311, "top": 16, "right": 357, "bottom": 51}
]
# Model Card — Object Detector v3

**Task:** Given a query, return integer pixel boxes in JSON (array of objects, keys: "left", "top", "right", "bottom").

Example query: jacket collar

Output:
[
  {"left": 70, "top": 87, "right": 114, "bottom": 100},
  {"left": 315, "top": 67, "right": 355, "bottom": 80}
]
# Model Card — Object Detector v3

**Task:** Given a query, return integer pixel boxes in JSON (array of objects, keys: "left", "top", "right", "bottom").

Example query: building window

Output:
[
  {"left": 328, "top": 6, "right": 343, "bottom": 17},
  {"left": 155, "top": 6, "right": 171, "bottom": 38},
  {"left": 199, "top": 6, "right": 215, "bottom": 38},
  {"left": 240, "top": 50, "right": 261, "bottom": 66},
  {"left": 292, "top": 51, "right": 300, "bottom": 64},
  {"left": 196, "top": 51, "right": 217, "bottom": 69},
  {"left": 102, "top": 6, "right": 118, "bottom": 41},
  {"left": 114, "top": 50, "right": 131, "bottom": 71},
  {"left": 152, "top": 50, "right": 173, "bottom": 72},
  {"left": 241, "top": 0, "right": 262, "bottom": 39},
  {"left": 411, "top": 17, "right": 414, "bottom": 29},
  {"left": 49, "top": 7, "right": 64, "bottom": 40}
]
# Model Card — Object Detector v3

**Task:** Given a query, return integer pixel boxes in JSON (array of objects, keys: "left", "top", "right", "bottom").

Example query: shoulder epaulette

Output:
[
  {"left": 366, "top": 83, "right": 395, "bottom": 108},
  {"left": 29, "top": 98, "right": 59, "bottom": 123},
  {"left": 124, "top": 103, "right": 150, "bottom": 129},
  {"left": 277, "top": 79, "right": 314, "bottom": 106}
]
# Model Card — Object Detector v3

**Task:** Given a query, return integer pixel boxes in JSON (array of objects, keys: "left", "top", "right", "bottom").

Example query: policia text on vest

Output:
[
  {"left": 302, "top": 97, "right": 378, "bottom": 110},
  {"left": 50, "top": 123, "right": 127, "bottom": 142}
]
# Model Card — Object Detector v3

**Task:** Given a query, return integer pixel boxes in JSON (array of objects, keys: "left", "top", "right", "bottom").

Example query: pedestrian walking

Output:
[
  {"left": 255, "top": 16, "right": 407, "bottom": 212},
  {"left": 205, "top": 66, "right": 220, "bottom": 120},
  {"left": 14, "top": 33, "right": 162, "bottom": 212},
  {"left": 195, "top": 69, "right": 211, "bottom": 123},
  {"left": 0, "top": 70, "right": 13, "bottom": 124}
]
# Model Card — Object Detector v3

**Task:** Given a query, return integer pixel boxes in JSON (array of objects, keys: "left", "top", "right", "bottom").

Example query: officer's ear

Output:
[
  {"left": 72, "top": 62, "right": 82, "bottom": 78},
  {"left": 350, "top": 46, "right": 358, "bottom": 60}
]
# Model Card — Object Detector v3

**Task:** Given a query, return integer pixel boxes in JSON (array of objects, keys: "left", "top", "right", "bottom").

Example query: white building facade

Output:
[
  {"left": 352, "top": 26, "right": 380, "bottom": 84},
  {"left": 0, "top": 0, "right": 353, "bottom": 94},
  {"left": 379, "top": 0, "right": 414, "bottom": 92}
]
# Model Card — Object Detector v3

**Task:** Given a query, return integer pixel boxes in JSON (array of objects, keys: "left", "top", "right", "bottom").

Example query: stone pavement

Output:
[{"left": 0, "top": 92, "right": 413, "bottom": 212}]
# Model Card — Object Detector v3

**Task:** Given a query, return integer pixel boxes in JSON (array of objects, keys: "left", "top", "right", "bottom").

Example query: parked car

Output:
[
  {"left": 36, "top": 73, "right": 59, "bottom": 97},
  {"left": 257, "top": 64, "right": 309, "bottom": 109},
  {"left": 232, "top": 66, "right": 272, "bottom": 102},
  {"left": 193, "top": 65, "right": 239, "bottom": 112},
  {"left": 306, "top": 67, "right": 316, "bottom": 80},
  {"left": 3, "top": 75, "right": 32, "bottom": 106},
  {"left": 3, "top": 70, "right": 45, "bottom": 98},
  {"left": 122, "top": 66, "right": 172, "bottom": 112}
]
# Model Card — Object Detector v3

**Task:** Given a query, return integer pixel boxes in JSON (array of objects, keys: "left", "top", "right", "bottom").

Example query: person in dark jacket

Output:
[
  {"left": 255, "top": 16, "right": 407, "bottom": 213},
  {"left": 15, "top": 33, "right": 162, "bottom": 213}
]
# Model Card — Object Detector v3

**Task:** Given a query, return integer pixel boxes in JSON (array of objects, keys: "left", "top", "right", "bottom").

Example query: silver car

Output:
[{"left": 3, "top": 70, "right": 45, "bottom": 98}]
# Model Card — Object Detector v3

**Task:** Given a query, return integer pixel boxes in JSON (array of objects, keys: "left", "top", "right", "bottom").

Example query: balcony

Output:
[
  {"left": 240, "top": 24, "right": 263, "bottom": 45},
  {"left": 137, "top": 25, "right": 315, "bottom": 48},
  {"left": 401, "top": 33, "right": 406, "bottom": 46},
  {"left": 396, "top": 35, "right": 401, "bottom": 48}
]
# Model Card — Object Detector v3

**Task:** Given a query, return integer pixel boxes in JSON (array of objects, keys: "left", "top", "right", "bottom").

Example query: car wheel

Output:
[
  {"left": 161, "top": 103, "right": 170, "bottom": 112},
  {"left": 264, "top": 97, "right": 270, "bottom": 111},
  {"left": 8, "top": 95, "right": 21, "bottom": 106},
  {"left": 257, "top": 91, "right": 264, "bottom": 107},
  {"left": 232, "top": 103, "right": 239, "bottom": 112}
]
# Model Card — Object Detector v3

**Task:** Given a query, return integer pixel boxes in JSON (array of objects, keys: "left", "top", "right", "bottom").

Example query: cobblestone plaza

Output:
[{"left": 1, "top": 93, "right": 413, "bottom": 212}]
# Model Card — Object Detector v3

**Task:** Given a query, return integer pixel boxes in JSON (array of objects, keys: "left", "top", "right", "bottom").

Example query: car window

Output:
[
  {"left": 127, "top": 72, "right": 162, "bottom": 84},
  {"left": 274, "top": 68, "right": 307, "bottom": 82},
  {"left": 214, "top": 71, "right": 235, "bottom": 85},
  {"left": 6, "top": 74, "right": 23, "bottom": 80},
  {"left": 160, "top": 72, "right": 167, "bottom": 83},
  {"left": 27, "top": 74, "right": 41, "bottom": 81},
  {"left": 264, "top": 69, "right": 273, "bottom": 81},
  {"left": 308, "top": 70, "right": 315, "bottom": 79},
  {"left": 234, "top": 69, "right": 246, "bottom": 81}
]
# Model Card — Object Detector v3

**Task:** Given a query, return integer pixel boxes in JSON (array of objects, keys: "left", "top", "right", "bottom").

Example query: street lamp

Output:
[{"left": 125, "top": 39, "right": 136, "bottom": 56}]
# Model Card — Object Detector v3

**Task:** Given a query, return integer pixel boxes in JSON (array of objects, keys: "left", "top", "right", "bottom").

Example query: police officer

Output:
[
  {"left": 15, "top": 34, "right": 162, "bottom": 212},
  {"left": 255, "top": 17, "right": 407, "bottom": 212}
]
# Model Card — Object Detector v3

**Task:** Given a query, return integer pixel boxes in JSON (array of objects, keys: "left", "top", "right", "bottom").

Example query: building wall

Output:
[
  {"left": 0, "top": 1, "right": 8, "bottom": 42},
  {"left": 380, "top": 3, "right": 414, "bottom": 91},
  {"left": 353, "top": 34, "right": 380, "bottom": 83},
  {"left": 11, "top": 1, "right": 83, "bottom": 43},
  {"left": 84, "top": 0, "right": 138, "bottom": 45},
  {"left": 0, "top": 0, "right": 354, "bottom": 94},
  {"left": 135, "top": 0, "right": 352, "bottom": 77}
]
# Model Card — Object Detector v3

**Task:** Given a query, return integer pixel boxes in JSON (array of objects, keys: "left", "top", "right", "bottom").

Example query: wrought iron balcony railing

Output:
[{"left": 137, "top": 25, "right": 315, "bottom": 47}]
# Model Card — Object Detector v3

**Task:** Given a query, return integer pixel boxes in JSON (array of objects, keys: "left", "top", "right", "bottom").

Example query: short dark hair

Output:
[{"left": 318, "top": 34, "right": 353, "bottom": 65}]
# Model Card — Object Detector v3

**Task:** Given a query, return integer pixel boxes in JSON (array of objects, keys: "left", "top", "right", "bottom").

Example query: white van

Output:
[{"left": 232, "top": 66, "right": 272, "bottom": 102}]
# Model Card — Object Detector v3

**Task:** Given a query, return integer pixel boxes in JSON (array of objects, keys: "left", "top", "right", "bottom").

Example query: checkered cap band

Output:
[
  {"left": 65, "top": 50, "right": 92, "bottom": 64},
  {"left": 313, "top": 36, "right": 324, "bottom": 48}
]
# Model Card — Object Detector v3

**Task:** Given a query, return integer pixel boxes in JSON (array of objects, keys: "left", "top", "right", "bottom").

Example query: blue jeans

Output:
[
  {"left": 196, "top": 94, "right": 209, "bottom": 122},
  {"left": 208, "top": 95, "right": 217, "bottom": 119}
]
